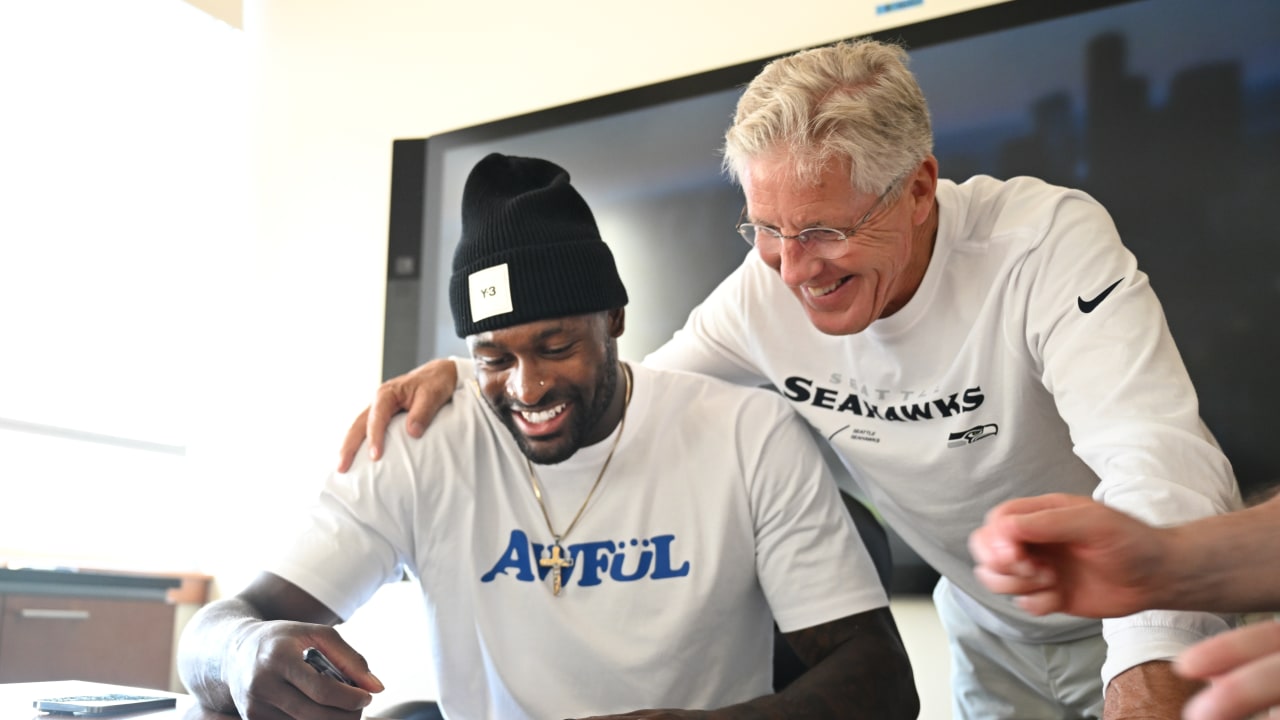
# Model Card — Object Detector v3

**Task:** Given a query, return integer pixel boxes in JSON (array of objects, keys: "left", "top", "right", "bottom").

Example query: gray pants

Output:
[{"left": 934, "top": 578, "right": 1105, "bottom": 719}]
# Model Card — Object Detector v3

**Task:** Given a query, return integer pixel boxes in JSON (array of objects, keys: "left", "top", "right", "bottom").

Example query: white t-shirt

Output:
[
  {"left": 645, "top": 174, "right": 1242, "bottom": 686},
  {"left": 269, "top": 363, "right": 887, "bottom": 720}
]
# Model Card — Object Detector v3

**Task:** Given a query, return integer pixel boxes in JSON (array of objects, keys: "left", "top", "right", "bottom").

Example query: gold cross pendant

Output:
[{"left": 538, "top": 543, "right": 574, "bottom": 596}]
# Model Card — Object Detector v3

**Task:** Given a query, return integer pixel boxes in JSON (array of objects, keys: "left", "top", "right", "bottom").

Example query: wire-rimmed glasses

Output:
[{"left": 735, "top": 181, "right": 899, "bottom": 260}]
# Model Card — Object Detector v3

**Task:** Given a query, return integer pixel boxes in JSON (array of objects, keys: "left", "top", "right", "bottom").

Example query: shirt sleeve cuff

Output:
[{"left": 1101, "top": 610, "right": 1235, "bottom": 691}]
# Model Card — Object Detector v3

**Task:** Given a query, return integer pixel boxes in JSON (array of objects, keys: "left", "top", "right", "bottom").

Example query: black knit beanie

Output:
[{"left": 449, "top": 153, "right": 629, "bottom": 337}]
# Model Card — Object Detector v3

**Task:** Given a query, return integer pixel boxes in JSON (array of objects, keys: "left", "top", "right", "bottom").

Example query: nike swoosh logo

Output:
[{"left": 1077, "top": 277, "right": 1124, "bottom": 313}]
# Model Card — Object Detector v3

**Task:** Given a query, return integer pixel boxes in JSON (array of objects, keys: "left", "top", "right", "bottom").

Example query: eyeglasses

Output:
[{"left": 735, "top": 181, "right": 899, "bottom": 260}]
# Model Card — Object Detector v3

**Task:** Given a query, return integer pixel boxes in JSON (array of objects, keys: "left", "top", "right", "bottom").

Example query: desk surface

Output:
[
  {"left": 0, "top": 681, "right": 390, "bottom": 720},
  {"left": 1, "top": 681, "right": 215, "bottom": 720}
]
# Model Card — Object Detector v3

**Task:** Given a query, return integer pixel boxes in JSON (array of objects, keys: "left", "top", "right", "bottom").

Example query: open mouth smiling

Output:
[
  {"left": 520, "top": 403, "right": 567, "bottom": 424},
  {"left": 806, "top": 275, "right": 851, "bottom": 298}
]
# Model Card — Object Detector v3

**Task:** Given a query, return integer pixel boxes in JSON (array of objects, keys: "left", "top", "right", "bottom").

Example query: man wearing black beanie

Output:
[{"left": 179, "top": 153, "right": 917, "bottom": 720}]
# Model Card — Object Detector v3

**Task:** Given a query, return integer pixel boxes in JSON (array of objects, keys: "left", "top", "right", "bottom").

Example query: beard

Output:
[{"left": 500, "top": 344, "right": 620, "bottom": 466}]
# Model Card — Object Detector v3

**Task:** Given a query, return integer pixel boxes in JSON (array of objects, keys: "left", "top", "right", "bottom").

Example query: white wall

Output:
[{"left": 0, "top": 0, "right": 247, "bottom": 571}]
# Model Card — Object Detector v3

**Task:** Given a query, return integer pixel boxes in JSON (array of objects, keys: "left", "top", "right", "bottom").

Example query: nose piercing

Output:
[{"left": 539, "top": 380, "right": 545, "bottom": 387}]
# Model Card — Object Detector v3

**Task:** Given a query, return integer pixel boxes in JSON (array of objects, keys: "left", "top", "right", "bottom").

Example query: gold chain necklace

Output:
[{"left": 527, "top": 362, "right": 632, "bottom": 596}]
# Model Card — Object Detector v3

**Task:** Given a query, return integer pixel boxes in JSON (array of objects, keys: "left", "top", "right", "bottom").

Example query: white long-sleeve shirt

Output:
[{"left": 644, "top": 174, "right": 1242, "bottom": 688}]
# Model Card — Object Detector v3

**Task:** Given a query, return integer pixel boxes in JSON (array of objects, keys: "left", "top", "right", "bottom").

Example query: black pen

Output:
[{"left": 303, "top": 646, "right": 358, "bottom": 687}]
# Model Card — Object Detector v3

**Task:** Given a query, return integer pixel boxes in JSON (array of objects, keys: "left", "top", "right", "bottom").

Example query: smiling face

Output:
[
  {"left": 742, "top": 151, "right": 941, "bottom": 336},
  {"left": 468, "top": 310, "right": 625, "bottom": 465}
]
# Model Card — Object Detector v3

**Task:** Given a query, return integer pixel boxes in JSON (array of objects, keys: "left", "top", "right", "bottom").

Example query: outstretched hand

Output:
[
  {"left": 968, "top": 493, "right": 1172, "bottom": 618},
  {"left": 1178, "top": 620, "right": 1280, "bottom": 720},
  {"left": 337, "top": 358, "right": 460, "bottom": 472}
]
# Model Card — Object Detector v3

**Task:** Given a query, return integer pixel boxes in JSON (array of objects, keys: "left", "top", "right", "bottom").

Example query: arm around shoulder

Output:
[{"left": 338, "top": 356, "right": 462, "bottom": 471}]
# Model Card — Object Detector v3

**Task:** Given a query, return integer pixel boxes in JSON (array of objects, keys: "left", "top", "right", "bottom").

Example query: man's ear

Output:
[
  {"left": 607, "top": 307, "right": 626, "bottom": 338},
  {"left": 908, "top": 154, "right": 940, "bottom": 226}
]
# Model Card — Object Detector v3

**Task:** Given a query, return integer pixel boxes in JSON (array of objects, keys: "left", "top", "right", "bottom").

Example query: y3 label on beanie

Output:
[{"left": 469, "top": 263, "right": 514, "bottom": 322}]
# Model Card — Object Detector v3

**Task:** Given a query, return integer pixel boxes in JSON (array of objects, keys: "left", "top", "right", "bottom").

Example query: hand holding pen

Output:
[{"left": 304, "top": 646, "right": 358, "bottom": 686}]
